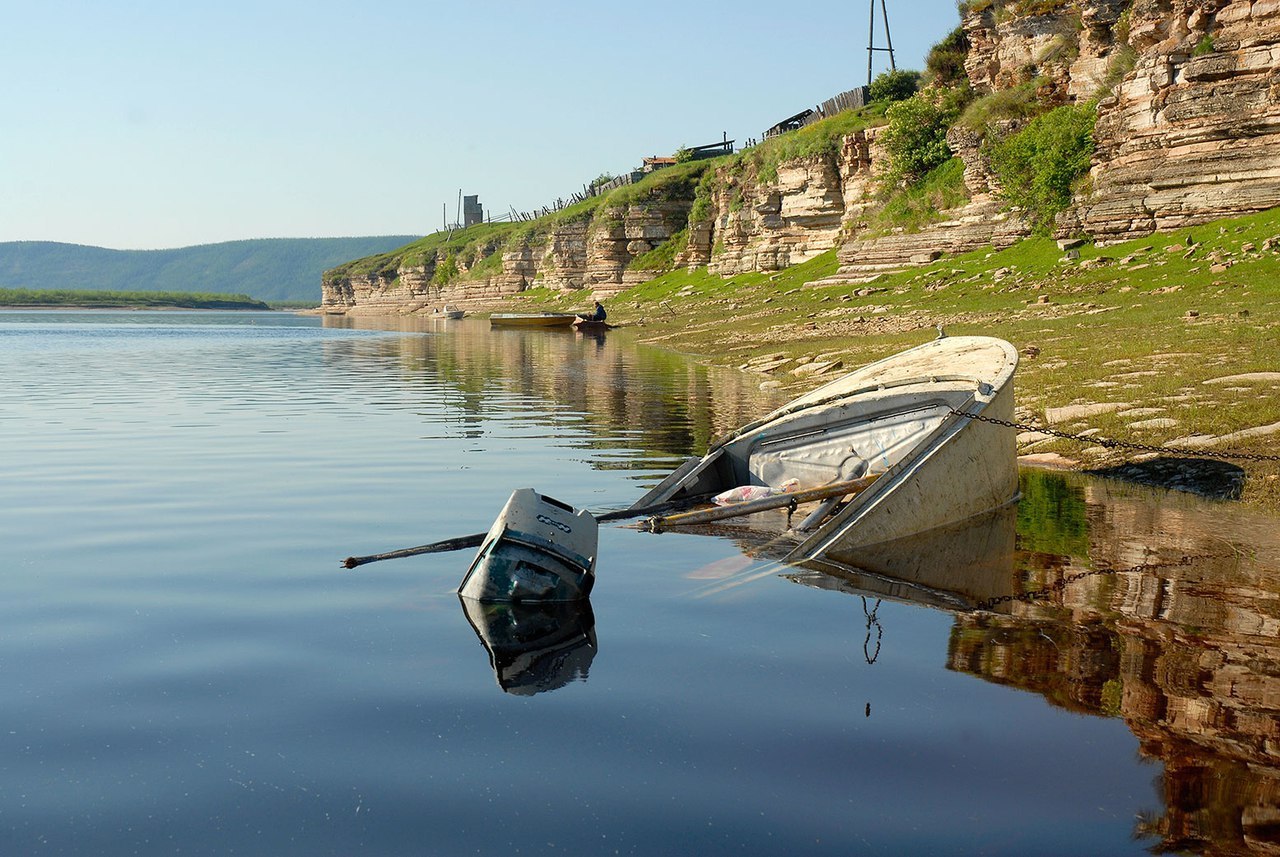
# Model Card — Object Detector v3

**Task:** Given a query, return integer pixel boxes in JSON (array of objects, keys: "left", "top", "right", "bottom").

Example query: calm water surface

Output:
[{"left": 2, "top": 310, "right": 1278, "bottom": 855}]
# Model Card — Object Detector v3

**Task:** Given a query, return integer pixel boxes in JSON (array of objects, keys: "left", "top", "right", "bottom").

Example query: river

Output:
[{"left": 2, "top": 310, "right": 1277, "bottom": 855}]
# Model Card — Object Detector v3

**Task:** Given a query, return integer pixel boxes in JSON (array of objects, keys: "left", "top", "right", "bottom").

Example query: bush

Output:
[
  {"left": 432, "top": 252, "right": 459, "bottom": 285},
  {"left": 925, "top": 26, "right": 970, "bottom": 87},
  {"left": 986, "top": 103, "right": 1096, "bottom": 232},
  {"left": 957, "top": 78, "right": 1046, "bottom": 130},
  {"left": 879, "top": 94, "right": 958, "bottom": 187},
  {"left": 868, "top": 69, "right": 921, "bottom": 104}
]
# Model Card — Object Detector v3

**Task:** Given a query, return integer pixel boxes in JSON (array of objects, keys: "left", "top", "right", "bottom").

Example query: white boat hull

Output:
[{"left": 630, "top": 336, "right": 1020, "bottom": 560}]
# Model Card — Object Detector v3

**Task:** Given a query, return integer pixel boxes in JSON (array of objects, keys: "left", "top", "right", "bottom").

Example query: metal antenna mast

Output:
[{"left": 867, "top": 0, "right": 897, "bottom": 85}]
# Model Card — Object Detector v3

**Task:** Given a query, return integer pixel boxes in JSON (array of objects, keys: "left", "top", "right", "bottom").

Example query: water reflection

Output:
[
  {"left": 791, "top": 469, "right": 1280, "bottom": 854},
  {"left": 330, "top": 315, "right": 1280, "bottom": 849},
  {"left": 321, "top": 315, "right": 785, "bottom": 465},
  {"left": 459, "top": 597, "right": 598, "bottom": 696}
]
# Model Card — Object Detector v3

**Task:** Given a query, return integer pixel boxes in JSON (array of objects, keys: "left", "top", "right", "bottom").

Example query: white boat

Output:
[
  {"left": 430, "top": 304, "right": 465, "bottom": 319},
  {"left": 458, "top": 489, "right": 598, "bottom": 602},
  {"left": 631, "top": 335, "right": 1020, "bottom": 561},
  {"left": 489, "top": 312, "right": 578, "bottom": 328}
]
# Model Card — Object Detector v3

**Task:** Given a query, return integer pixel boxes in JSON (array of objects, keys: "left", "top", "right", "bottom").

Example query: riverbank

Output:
[{"left": 465, "top": 208, "right": 1280, "bottom": 510}]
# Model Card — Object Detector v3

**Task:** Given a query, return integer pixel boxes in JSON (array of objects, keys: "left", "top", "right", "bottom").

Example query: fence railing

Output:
[{"left": 763, "top": 86, "right": 869, "bottom": 140}]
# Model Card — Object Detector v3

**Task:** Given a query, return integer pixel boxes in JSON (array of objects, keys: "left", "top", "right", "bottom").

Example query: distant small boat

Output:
[
  {"left": 430, "top": 304, "right": 465, "bottom": 319},
  {"left": 458, "top": 489, "right": 598, "bottom": 602},
  {"left": 631, "top": 335, "right": 1019, "bottom": 560},
  {"left": 573, "top": 318, "right": 612, "bottom": 331},
  {"left": 489, "top": 313, "right": 578, "bottom": 328}
]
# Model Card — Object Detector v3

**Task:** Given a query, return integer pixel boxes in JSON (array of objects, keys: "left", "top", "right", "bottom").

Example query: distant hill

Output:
[{"left": 0, "top": 236, "right": 420, "bottom": 303}]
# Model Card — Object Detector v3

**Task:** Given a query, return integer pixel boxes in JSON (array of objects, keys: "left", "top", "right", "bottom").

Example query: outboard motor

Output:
[{"left": 458, "top": 489, "right": 598, "bottom": 602}]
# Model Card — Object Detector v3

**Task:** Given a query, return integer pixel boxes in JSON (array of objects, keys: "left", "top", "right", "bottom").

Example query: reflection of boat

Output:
[
  {"left": 631, "top": 335, "right": 1019, "bottom": 561},
  {"left": 430, "top": 305, "right": 465, "bottom": 319},
  {"left": 785, "top": 504, "right": 1019, "bottom": 612},
  {"left": 489, "top": 313, "right": 578, "bottom": 328},
  {"left": 458, "top": 489, "right": 597, "bottom": 602},
  {"left": 459, "top": 597, "right": 597, "bottom": 695}
]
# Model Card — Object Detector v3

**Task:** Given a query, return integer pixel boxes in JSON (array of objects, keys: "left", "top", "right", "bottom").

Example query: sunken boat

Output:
[{"left": 631, "top": 334, "right": 1020, "bottom": 562}]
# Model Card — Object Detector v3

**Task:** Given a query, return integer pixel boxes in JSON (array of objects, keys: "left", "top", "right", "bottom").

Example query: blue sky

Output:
[{"left": 1, "top": 1, "right": 964, "bottom": 249}]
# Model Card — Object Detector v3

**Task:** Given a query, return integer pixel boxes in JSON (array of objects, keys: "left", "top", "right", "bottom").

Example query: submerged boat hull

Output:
[
  {"left": 458, "top": 489, "right": 598, "bottom": 602},
  {"left": 631, "top": 335, "right": 1019, "bottom": 560}
]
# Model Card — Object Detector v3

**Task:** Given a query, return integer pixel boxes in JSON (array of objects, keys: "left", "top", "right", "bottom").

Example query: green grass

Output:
[
  {"left": 748, "top": 107, "right": 886, "bottom": 184},
  {"left": 628, "top": 229, "right": 688, "bottom": 272},
  {"left": 866, "top": 157, "right": 969, "bottom": 235},
  {"left": 540, "top": 207, "right": 1280, "bottom": 509}
]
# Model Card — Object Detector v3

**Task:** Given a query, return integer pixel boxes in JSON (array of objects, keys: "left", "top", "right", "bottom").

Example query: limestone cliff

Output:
[{"left": 323, "top": 0, "right": 1280, "bottom": 313}]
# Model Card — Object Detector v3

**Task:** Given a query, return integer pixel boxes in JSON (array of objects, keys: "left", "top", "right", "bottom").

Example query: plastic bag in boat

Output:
[{"left": 712, "top": 478, "right": 800, "bottom": 506}]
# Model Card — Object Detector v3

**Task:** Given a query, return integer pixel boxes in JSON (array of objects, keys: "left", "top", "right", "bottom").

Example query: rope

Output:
[{"left": 950, "top": 410, "right": 1280, "bottom": 462}]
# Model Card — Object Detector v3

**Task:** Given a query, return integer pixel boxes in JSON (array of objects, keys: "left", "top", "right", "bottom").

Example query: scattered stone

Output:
[
  {"left": 1242, "top": 242, "right": 1256, "bottom": 253},
  {"left": 1118, "top": 407, "right": 1166, "bottom": 417},
  {"left": 1022, "top": 345, "right": 1041, "bottom": 359},
  {"left": 1088, "top": 457, "right": 1246, "bottom": 500},
  {"left": 1165, "top": 419, "right": 1280, "bottom": 449},
  {"left": 1129, "top": 418, "right": 1180, "bottom": 429},
  {"left": 1018, "top": 452, "right": 1078, "bottom": 469},
  {"left": 1064, "top": 249, "right": 1081, "bottom": 260},
  {"left": 1203, "top": 372, "right": 1280, "bottom": 384},
  {"left": 1045, "top": 402, "right": 1132, "bottom": 424},
  {"left": 760, "top": 380, "right": 783, "bottom": 391},
  {"left": 792, "top": 359, "right": 843, "bottom": 378},
  {"left": 1057, "top": 237, "right": 1086, "bottom": 251},
  {"left": 1184, "top": 310, "right": 1199, "bottom": 319}
]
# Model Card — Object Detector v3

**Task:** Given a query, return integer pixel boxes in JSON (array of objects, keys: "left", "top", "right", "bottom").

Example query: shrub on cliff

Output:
[
  {"left": 868, "top": 69, "right": 920, "bottom": 104},
  {"left": 879, "top": 92, "right": 960, "bottom": 187},
  {"left": 986, "top": 102, "right": 1096, "bottom": 232},
  {"left": 925, "top": 26, "right": 970, "bottom": 87}
]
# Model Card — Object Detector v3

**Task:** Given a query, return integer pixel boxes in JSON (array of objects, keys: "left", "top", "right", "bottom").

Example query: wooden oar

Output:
[
  {"left": 640, "top": 475, "right": 878, "bottom": 533},
  {"left": 341, "top": 494, "right": 713, "bottom": 569}
]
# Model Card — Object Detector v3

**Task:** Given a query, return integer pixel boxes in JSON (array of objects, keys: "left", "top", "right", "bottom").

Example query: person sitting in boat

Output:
[{"left": 578, "top": 301, "right": 606, "bottom": 323}]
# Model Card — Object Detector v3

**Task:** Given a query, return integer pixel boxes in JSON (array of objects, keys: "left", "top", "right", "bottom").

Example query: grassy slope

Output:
[{"left": 507, "top": 207, "right": 1280, "bottom": 508}]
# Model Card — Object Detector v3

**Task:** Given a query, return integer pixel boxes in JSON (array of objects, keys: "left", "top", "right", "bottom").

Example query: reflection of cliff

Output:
[
  {"left": 948, "top": 474, "right": 1280, "bottom": 855},
  {"left": 319, "top": 316, "right": 784, "bottom": 463}
]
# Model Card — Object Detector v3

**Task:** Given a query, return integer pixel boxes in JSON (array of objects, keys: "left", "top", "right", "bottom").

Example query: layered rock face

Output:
[
  {"left": 1082, "top": 0, "right": 1280, "bottom": 241},
  {"left": 695, "top": 152, "right": 858, "bottom": 276},
  {"left": 964, "top": 0, "right": 1280, "bottom": 243},
  {"left": 324, "top": 0, "right": 1280, "bottom": 313}
]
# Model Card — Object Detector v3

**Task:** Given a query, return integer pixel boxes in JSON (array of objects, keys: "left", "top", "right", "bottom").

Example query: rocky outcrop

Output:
[
  {"left": 1080, "top": 0, "right": 1280, "bottom": 241},
  {"left": 324, "top": 0, "right": 1280, "bottom": 313}
]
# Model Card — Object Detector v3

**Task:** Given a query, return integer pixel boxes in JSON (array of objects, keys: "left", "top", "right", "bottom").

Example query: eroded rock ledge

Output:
[{"left": 324, "top": 0, "right": 1280, "bottom": 314}]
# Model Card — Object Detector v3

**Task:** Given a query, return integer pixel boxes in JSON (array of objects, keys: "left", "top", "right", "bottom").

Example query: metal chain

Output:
[{"left": 950, "top": 409, "right": 1280, "bottom": 462}]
